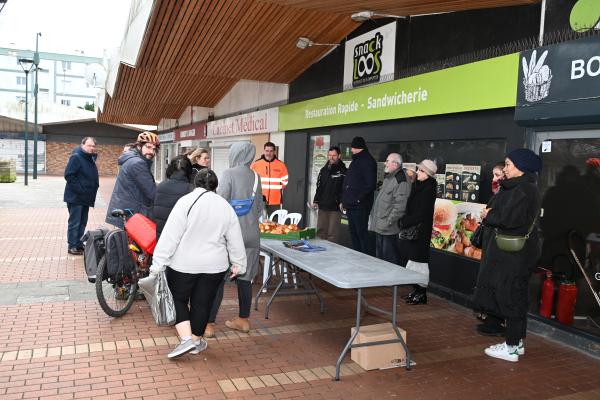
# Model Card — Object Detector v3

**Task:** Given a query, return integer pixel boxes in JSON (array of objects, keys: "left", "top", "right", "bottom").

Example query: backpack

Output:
[
  {"left": 81, "top": 227, "right": 110, "bottom": 283},
  {"left": 103, "top": 229, "right": 135, "bottom": 281}
]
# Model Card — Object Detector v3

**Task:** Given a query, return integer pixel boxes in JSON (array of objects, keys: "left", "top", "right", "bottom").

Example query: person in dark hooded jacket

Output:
[
  {"left": 474, "top": 148, "right": 542, "bottom": 363},
  {"left": 105, "top": 132, "right": 159, "bottom": 228},
  {"left": 63, "top": 137, "right": 99, "bottom": 254},
  {"left": 153, "top": 156, "right": 193, "bottom": 240},
  {"left": 205, "top": 142, "right": 263, "bottom": 337}
]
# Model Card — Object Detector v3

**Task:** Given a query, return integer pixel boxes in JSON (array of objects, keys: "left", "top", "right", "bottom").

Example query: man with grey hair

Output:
[
  {"left": 371, "top": 153, "right": 411, "bottom": 264},
  {"left": 63, "top": 137, "right": 99, "bottom": 255}
]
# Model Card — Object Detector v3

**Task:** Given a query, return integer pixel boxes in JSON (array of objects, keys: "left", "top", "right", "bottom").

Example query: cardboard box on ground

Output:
[{"left": 351, "top": 323, "right": 407, "bottom": 370}]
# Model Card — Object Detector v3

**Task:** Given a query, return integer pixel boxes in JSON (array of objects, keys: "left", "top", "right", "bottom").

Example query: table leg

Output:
[
  {"left": 335, "top": 288, "right": 362, "bottom": 381},
  {"left": 391, "top": 285, "right": 411, "bottom": 370},
  {"left": 255, "top": 254, "right": 275, "bottom": 310},
  {"left": 264, "top": 272, "right": 285, "bottom": 319}
]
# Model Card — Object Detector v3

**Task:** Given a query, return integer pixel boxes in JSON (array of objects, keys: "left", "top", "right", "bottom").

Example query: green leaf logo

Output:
[{"left": 570, "top": 0, "right": 600, "bottom": 32}]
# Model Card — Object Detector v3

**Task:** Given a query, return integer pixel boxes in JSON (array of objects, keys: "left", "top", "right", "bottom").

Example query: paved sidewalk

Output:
[{"left": 0, "top": 175, "right": 599, "bottom": 400}]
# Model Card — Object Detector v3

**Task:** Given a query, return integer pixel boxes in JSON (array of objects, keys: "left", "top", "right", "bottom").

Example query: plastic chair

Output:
[
  {"left": 283, "top": 212, "right": 302, "bottom": 225},
  {"left": 269, "top": 209, "right": 288, "bottom": 224}
]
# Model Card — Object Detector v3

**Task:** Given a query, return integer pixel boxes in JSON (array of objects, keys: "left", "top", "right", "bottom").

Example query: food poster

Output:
[
  {"left": 460, "top": 165, "right": 481, "bottom": 203},
  {"left": 444, "top": 164, "right": 463, "bottom": 200},
  {"left": 307, "top": 135, "right": 330, "bottom": 227},
  {"left": 435, "top": 174, "right": 446, "bottom": 198},
  {"left": 430, "top": 199, "right": 485, "bottom": 260}
]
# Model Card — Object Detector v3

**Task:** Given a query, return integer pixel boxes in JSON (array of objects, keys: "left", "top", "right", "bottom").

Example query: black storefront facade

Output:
[{"left": 279, "top": 6, "right": 600, "bottom": 352}]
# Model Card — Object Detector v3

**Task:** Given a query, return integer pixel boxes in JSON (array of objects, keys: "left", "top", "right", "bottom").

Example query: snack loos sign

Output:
[
  {"left": 343, "top": 22, "right": 396, "bottom": 91},
  {"left": 207, "top": 108, "right": 278, "bottom": 138}
]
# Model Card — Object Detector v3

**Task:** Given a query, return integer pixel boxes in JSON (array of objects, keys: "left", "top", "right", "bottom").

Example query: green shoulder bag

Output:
[{"left": 494, "top": 213, "right": 538, "bottom": 252}]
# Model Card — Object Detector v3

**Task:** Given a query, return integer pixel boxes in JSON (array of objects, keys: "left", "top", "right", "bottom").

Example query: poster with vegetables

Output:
[
  {"left": 435, "top": 174, "right": 446, "bottom": 198},
  {"left": 430, "top": 199, "right": 485, "bottom": 260},
  {"left": 460, "top": 165, "right": 481, "bottom": 202}
]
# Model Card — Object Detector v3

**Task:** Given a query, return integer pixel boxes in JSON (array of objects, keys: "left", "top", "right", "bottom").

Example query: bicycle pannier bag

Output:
[
  {"left": 124, "top": 213, "right": 157, "bottom": 254},
  {"left": 104, "top": 229, "right": 135, "bottom": 280},
  {"left": 81, "top": 227, "right": 109, "bottom": 283}
]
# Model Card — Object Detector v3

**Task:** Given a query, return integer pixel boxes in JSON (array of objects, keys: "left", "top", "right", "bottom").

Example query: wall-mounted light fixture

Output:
[
  {"left": 296, "top": 36, "right": 339, "bottom": 50},
  {"left": 351, "top": 10, "right": 406, "bottom": 22}
]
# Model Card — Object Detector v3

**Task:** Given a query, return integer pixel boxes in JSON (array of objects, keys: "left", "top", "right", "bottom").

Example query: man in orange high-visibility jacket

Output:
[{"left": 251, "top": 142, "right": 288, "bottom": 217}]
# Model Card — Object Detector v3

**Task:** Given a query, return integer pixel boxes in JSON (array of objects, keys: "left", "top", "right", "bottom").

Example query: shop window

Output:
[
  {"left": 61, "top": 99, "right": 71, "bottom": 106},
  {"left": 16, "top": 76, "right": 26, "bottom": 85}
]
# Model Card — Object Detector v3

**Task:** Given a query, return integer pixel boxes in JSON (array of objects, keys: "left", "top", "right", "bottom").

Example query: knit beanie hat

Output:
[
  {"left": 506, "top": 148, "right": 542, "bottom": 173},
  {"left": 350, "top": 136, "right": 366, "bottom": 149},
  {"left": 418, "top": 159, "right": 437, "bottom": 177}
]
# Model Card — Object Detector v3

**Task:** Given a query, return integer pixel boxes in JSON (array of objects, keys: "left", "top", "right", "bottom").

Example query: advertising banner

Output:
[
  {"left": 343, "top": 22, "right": 396, "bottom": 91},
  {"left": 174, "top": 121, "right": 206, "bottom": 142},
  {"left": 280, "top": 53, "right": 519, "bottom": 131},
  {"left": 207, "top": 108, "right": 278, "bottom": 138}
]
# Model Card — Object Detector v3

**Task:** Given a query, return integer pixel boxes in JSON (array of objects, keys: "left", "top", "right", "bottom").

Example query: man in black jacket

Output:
[
  {"left": 341, "top": 137, "right": 377, "bottom": 254},
  {"left": 312, "top": 146, "right": 347, "bottom": 242},
  {"left": 63, "top": 137, "right": 99, "bottom": 255}
]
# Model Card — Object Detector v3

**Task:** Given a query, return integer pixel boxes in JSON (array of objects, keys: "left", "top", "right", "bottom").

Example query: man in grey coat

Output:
[
  {"left": 205, "top": 142, "right": 263, "bottom": 336},
  {"left": 372, "top": 153, "right": 411, "bottom": 264}
]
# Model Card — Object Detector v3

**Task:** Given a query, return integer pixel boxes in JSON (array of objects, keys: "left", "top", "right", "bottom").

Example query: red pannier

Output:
[{"left": 125, "top": 214, "right": 157, "bottom": 255}]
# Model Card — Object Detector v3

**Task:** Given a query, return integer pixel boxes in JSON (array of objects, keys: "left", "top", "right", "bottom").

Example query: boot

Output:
[
  {"left": 406, "top": 288, "right": 427, "bottom": 305},
  {"left": 225, "top": 317, "right": 250, "bottom": 333},
  {"left": 204, "top": 323, "right": 216, "bottom": 338},
  {"left": 402, "top": 285, "right": 419, "bottom": 300}
]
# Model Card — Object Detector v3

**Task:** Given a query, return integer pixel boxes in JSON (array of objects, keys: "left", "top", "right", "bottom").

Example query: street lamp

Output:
[
  {"left": 18, "top": 57, "right": 35, "bottom": 186},
  {"left": 33, "top": 32, "right": 41, "bottom": 179}
]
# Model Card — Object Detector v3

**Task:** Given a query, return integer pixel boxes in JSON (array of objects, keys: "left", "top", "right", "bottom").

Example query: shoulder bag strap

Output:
[
  {"left": 524, "top": 210, "right": 539, "bottom": 239},
  {"left": 251, "top": 172, "right": 259, "bottom": 197},
  {"left": 187, "top": 190, "right": 208, "bottom": 217}
]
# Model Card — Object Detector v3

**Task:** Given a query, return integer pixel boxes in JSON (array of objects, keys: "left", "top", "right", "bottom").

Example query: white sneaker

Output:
[
  {"left": 189, "top": 338, "right": 208, "bottom": 355},
  {"left": 167, "top": 339, "right": 196, "bottom": 359},
  {"left": 517, "top": 339, "right": 524, "bottom": 355},
  {"left": 484, "top": 342, "right": 519, "bottom": 362}
]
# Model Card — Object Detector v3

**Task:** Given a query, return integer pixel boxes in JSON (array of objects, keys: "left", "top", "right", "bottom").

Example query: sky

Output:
[{"left": 0, "top": 0, "right": 133, "bottom": 57}]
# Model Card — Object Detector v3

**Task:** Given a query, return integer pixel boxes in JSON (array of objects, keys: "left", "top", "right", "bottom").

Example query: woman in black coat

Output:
[
  {"left": 153, "top": 156, "right": 193, "bottom": 240},
  {"left": 398, "top": 159, "right": 438, "bottom": 305},
  {"left": 474, "top": 149, "right": 541, "bottom": 363}
]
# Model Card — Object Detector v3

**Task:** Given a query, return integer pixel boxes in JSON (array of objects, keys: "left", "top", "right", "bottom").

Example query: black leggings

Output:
[
  {"left": 166, "top": 267, "right": 227, "bottom": 337},
  {"left": 209, "top": 278, "right": 252, "bottom": 322}
]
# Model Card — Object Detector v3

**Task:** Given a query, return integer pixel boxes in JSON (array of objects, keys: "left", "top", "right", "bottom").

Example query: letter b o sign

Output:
[{"left": 571, "top": 56, "right": 600, "bottom": 79}]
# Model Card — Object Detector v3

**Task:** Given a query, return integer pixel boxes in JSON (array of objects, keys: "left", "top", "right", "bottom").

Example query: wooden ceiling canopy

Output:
[{"left": 98, "top": 0, "right": 539, "bottom": 125}]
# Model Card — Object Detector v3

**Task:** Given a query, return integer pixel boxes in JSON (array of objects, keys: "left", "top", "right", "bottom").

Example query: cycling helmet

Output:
[{"left": 137, "top": 131, "right": 160, "bottom": 148}]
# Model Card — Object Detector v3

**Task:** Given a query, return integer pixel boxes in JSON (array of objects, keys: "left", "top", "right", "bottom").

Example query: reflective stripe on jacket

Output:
[{"left": 251, "top": 156, "right": 288, "bottom": 205}]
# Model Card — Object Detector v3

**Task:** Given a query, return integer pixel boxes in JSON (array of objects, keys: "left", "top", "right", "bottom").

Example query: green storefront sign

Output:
[{"left": 279, "top": 53, "right": 519, "bottom": 131}]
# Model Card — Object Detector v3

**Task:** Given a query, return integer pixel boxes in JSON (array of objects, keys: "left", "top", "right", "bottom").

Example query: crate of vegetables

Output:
[{"left": 259, "top": 221, "right": 316, "bottom": 240}]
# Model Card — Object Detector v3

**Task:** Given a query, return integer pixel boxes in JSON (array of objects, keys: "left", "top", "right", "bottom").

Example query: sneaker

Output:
[
  {"left": 484, "top": 342, "right": 519, "bottom": 362},
  {"left": 189, "top": 338, "right": 208, "bottom": 355},
  {"left": 517, "top": 339, "right": 525, "bottom": 355},
  {"left": 204, "top": 323, "right": 216, "bottom": 338},
  {"left": 167, "top": 339, "right": 196, "bottom": 359},
  {"left": 68, "top": 248, "right": 83, "bottom": 255},
  {"left": 225, "top": 317, "right": 250, "bottom": 333}
]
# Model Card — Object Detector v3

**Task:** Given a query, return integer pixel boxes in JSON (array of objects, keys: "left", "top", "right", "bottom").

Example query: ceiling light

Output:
[
  {"left": 296, "top": 36, "right": 339, "bottom": 50},
  {"left": 351, "top": 10, "right": 406, "bottom": 22}
]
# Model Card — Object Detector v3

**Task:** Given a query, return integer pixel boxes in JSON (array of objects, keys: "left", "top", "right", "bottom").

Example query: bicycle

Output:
[{"left": 96, "top": 209, "right": 154, "bottom": 317}]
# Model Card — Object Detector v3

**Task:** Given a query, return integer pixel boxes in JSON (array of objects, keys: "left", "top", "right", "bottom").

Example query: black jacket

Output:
[
  {"left": 342, "top": 149, "right": 377, "bottom": 209},
  {"left": 152, "top": 170, "right": 192, "bottom": 240},
  {"left": 313, "top": 160, "right": 347, "bottom": 211},
  {"left": 63, "top": 147, "right": 99, "bottom": 207},
  {"left": 398, "top": 177, "right": 437, "bottom": 263},
  {"left": 474, "top": 173, "right": 541, "bottom": 319}
]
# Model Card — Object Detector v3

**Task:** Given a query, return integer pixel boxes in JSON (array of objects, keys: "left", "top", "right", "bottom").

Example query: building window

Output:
[
  {"left": 16, "top": 76, "right": 26, "bottom": 85},
  {"left": 62, "top": 61, "right": 72, "bottom": 70},
  {"left": 16, "top": 96, "right": 26, "bottom": 102},
  {"left": 61, "top": 99, "right": 71, "bottom": 106}
]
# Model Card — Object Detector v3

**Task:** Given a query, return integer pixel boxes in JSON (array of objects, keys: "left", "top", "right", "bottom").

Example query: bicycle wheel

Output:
[{"left": 95, "top": 255, "right": 137, "bottom": 317}]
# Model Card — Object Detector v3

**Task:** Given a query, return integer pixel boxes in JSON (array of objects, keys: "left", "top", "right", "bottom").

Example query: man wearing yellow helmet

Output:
[{"left": 105, "top": 132, "right": 160, "bottom": 228}]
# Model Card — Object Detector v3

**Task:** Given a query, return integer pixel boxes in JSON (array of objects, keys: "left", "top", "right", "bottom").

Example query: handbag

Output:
[
  {"left": 494, "top": 213, "right": 538, "bottom": 252},
  {"left": 138, "top": 270, "right": 176, "bottom": 326},
  {"left": 471, "top": 224, "right": 484, "bottom": 248},
  {"left": 398, "top": 224, "right": 420, "bottom": 241},
  {"left": 229, "top": 172, "right": 258, "bottom": 217}
]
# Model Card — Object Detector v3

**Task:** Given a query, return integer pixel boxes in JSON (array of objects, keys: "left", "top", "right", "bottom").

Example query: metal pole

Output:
[
  {"left": 33, "top": 33, "right": 41, "bottom": 179},
  {"left": 538, "top": 0, "right": 546, "bottom": 47},
  {"left": 24, "top": 71, "right": 29, "bottom": 186}
]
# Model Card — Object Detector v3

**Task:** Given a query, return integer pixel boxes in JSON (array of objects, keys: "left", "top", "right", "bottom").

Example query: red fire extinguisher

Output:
[
  {"left": 539, "top": 272, "right": 555, "bottom": 318},
  {"left": 556, "top": 281, "right": 577, "bottom": 325}
]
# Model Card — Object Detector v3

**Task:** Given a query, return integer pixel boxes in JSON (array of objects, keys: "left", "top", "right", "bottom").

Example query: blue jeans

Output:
[
  {"left": 375, "top": 233, "right": 400, "bottom": 264},
  {"left": 67, "top": 203, "right": 89, "bottom": 249},
  {"left": 346, "top": 207, "right": 370, "bottom": 254}
]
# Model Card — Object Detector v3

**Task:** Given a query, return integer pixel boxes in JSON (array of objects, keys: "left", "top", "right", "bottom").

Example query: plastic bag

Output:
[{"left": 138, "top": 271, "right": 176, "bottom": 326}]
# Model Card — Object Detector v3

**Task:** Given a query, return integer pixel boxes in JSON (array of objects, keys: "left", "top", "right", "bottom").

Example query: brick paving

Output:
[{"left": 0, "top": 175, "right": 599, "bottom": 399}]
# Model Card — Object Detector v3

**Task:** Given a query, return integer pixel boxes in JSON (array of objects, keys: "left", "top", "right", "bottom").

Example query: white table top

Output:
[{"left": 260, "top": 238, "right": 428, "bottom": 289}]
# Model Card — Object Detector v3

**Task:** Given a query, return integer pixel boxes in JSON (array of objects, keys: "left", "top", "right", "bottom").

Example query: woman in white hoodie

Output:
[{"left": 150, "top": 169, "right": 247, "bottom": 359}]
